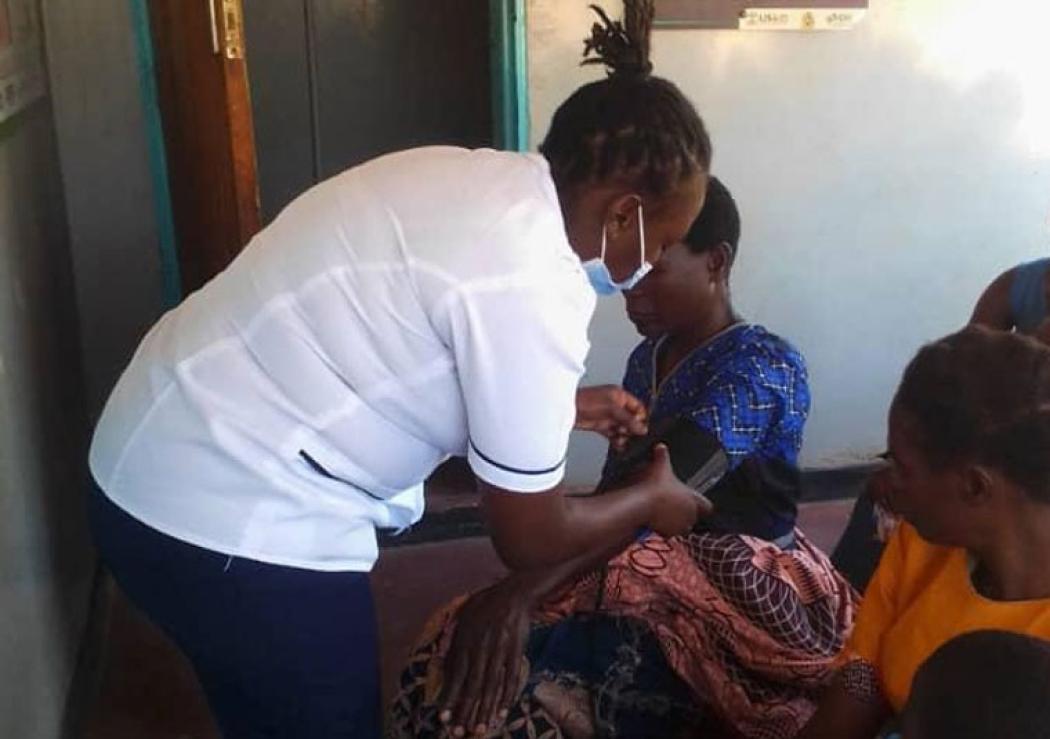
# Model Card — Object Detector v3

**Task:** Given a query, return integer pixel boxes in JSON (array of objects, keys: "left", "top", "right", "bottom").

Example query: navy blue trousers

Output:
[{"left": 89, "top": 487, "right": 381, "bottom": 738}]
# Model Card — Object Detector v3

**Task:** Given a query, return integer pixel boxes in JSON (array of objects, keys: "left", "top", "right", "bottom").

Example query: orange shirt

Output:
[{"left": 844, "top": 522, "right": 1050, "bottom": 712}]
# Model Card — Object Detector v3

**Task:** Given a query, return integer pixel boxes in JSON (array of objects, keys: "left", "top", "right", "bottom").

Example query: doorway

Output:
[
  {"left": 245, "top": 1, "right": 520, "bottom": 224},
  {"left": 147, "top": 0, "right": 528, "bottom": 292}
]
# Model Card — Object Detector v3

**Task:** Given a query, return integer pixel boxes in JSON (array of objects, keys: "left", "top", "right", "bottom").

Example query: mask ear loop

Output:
[
  {"left": 600, "top": 222, "right": 608, "bottom": 263},
  {"left": 637, "top": 202, "right": 646, "bottom": 268}
]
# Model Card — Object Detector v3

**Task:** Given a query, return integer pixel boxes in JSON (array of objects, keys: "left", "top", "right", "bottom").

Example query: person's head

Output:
[
  {"left": 885, "top": 326, "right": 1050, "bottom": 546},
  {"left": 625, "top": 176, "right": 739, "bottom": 338},
  {"left": 541, "top": 0, "right": 712, "bottom": 295},
  {"left": 903, "top": 630, "right": 1050, "bottom": 739}
]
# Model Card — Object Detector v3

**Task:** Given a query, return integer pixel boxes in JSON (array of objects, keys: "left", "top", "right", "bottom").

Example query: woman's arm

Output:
[
  {"left": 796, "top": 677, "right": 890, "bottom": 739},
  {"left": 443, "top": 477, "right": 712, "bottom": 735},
  {"left": 482, "top": 444, "right": 703, "bottom": 570},
  {"left": 801, "top": 524, "right": 914, "bottom": 739}
]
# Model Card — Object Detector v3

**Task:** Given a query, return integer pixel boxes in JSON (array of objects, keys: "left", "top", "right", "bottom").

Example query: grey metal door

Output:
[{"left": 244, "top": 0, "right": 494, "bottom": 223}]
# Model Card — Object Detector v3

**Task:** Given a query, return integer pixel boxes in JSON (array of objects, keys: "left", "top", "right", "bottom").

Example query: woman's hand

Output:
[
  {"left": 439, "top": 576, "right": 538, "bottom": 737},
  {"left": 639, "top": 444, "right": 713, "bottom": 537},
  {"left": 575, "top": 385, "right": 648, "bottom": 451}
]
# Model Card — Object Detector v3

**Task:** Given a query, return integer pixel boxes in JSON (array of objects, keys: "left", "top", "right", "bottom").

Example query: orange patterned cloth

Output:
[
  {"left": 389, "top": 530, "right": 858, "bottom": 739},
  {"left": 537, "top": 531, "right": 858, "bottom": 738}
]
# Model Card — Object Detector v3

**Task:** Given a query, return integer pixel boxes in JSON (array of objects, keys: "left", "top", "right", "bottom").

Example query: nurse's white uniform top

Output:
[{"left": 89, "top": 147, "right": 596, "bottom": 572}]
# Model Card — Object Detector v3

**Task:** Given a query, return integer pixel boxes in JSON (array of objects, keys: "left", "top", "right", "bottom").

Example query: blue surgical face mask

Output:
[{"left": 582, "top": 203, "right": 652, "bottom": 296}]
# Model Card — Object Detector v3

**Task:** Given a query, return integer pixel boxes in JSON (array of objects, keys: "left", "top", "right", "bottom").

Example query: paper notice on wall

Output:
[
  {"left": 739, "top": 7, "right": 865, "bottom": 30},
  {"left": 655, "top": 1, "right": 867, "bottom": 30},
  {"left": 0, "top": 0, "right": 45, "bottom": 125}
]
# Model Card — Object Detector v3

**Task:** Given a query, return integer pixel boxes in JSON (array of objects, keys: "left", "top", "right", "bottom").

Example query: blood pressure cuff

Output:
[{"left": 599, "top": 416, "right": 800, "bottom": 542}]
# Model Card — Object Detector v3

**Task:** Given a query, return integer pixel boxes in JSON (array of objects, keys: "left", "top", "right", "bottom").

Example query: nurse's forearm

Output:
[
  {"left": 480, "top": 480, "right": 653, "bottom": 570},
  {"left": 509, "top": 529, "right": 636, "bottom": 609}
]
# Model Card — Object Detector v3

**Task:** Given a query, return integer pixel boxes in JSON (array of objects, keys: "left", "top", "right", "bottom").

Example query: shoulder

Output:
[
  {"left": 366, "top": 149, "right": 584, "bottom": 301},
  {"left": 451, "top": 151, "right": 575, "bottom": 279},
  {"left": 346, "top": 146, "right": 550, "bottom": 187},
  {"left": 1013, "top": 257, "right": 1050, "bottom": 282},
  {"left": 627, "top": 337, "right": 657, "bottom": 369},
  {"left": 379, "top": 148, "right": 560, "bottom": 224},
  {"left": 882, "top": 522, "right": 958, "bottom": 592},
  {"left": 713, "top": 325, "right": 809, "bottom": 392},
  {"left": 733, "top": 325, "right": 807, "bottom": 370},
  {"left": 336, "top": 147, "right": 565, "bottom": 243},
  {"left": 622, "top": 337, "right": 656, "bottom": 392},
  {"left": 475, "top": 152, "right": 568, "bottom": 249}
]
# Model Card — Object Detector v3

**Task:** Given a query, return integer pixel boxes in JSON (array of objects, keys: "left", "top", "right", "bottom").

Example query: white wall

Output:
[{"left": 528, "top": 0, "right": 1050, "bottom": 482}]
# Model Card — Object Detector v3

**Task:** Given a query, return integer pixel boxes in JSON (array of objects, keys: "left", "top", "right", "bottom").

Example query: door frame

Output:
[
  {"left": 134, "top": 0, "right": 261, "bottom": 297},
  {"left": 490, "top": 0, "right": 529, "bottom": 151},
  {"left": 134, "top": 0, "right": 531, "bottom": 307},
  {"left": 129, "top": 0, "right": 181, "bottom": 308}
]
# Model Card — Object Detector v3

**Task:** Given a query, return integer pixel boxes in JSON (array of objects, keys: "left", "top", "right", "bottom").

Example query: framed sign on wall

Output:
[{"left": 655, "top": 1, "right": 868, "bottom": 31}]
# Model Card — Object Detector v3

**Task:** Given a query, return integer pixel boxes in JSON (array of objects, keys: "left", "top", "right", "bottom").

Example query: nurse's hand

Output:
[
  {"left": 439, "top": 576, "right": 537, "bottom": 737},
  {"left": 575, "top": 385, "right": 648, "bottom": 451},
  {"left": 641, "top": 444, "right": 713, "bottom": 536}
]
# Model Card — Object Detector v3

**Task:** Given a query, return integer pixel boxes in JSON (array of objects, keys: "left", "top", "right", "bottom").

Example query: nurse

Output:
[{"left": 87, "top": 1, "right": 711, "bottom": 736}]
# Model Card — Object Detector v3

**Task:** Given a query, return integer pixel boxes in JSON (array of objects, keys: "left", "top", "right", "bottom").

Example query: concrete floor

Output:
[{"left": 79, "top": 498, "right": 856, "bottom": 738}]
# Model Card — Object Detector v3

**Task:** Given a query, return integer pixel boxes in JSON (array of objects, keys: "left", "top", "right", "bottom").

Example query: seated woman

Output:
[
  {"left": 389, "top": 178, "right": 858, "bottom": 739},
  {"left": 863, "top": 257, "right": 1050, "bottom": 582},
  {"left": 799, "top": 326, "right": 1050, "bottom": 739},
  {"left": 971, "top": 258, "right": 1050, "bottom": 341}
]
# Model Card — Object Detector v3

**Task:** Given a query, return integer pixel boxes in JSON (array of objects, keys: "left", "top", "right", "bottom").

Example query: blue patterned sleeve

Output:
[
  {"left": 620, "top": 340, "right": 652, "bottom": 402},
  {"left": 688, "top": 353, "right": 809, "bottom": 469},
  {"left": 1010, "top": 258, "right": 1050, "bottom": 333},
  {"left": 600, "top": 341, "right": 652, "bottom": 481}
]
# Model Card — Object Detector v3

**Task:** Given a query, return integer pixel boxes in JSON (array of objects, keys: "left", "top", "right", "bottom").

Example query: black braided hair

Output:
[
  {"left": 540, "top": 0, "right": 711, "bottom": 197},
  {"left": 910, "top": 631, "right": 1050, "bottom": 739},
  {"left": 683, "top": 176, "right": 740, "bottom": 259},
  {"left": 895, "top": 325, "right": 1050, "bottom": 503}
]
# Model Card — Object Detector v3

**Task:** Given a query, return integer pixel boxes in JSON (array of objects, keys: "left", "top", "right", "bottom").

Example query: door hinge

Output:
[{"left": 208, "top": 0, "right": 245, "bottom": 60}]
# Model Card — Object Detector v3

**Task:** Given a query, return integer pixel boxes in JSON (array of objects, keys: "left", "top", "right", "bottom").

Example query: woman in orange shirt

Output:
[{"left": 800, "top": 325, "right": 1050, "bottom": 738}]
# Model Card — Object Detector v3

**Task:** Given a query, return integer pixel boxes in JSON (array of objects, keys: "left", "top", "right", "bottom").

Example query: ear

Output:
[
  {"left": 959, "top": 464, "right": 995, "bottom": 508},
  {"left": 706, "top": 242, "right": 733, "bottom": 281},
  {"left": 605, "top": 193, "right": 643, "bottom": 237}
]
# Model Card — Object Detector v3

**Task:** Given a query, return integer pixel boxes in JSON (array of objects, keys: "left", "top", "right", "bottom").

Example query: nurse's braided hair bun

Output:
[
  {"left": 582, "top": 1, "right": 653, "bottom": 78},
  {"left": 895, "top": 325, "right": 1050, "bottom": 503},
  {"left": 540, "top": 0, "right": 711, "bottom": 197}
]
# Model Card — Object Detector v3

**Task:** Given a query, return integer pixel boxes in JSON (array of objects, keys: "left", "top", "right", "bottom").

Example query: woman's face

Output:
[
  {"left": 625, "top": 242, "right": 726, "bottom": 338},
  {"left": 603, "top": 172, "right": 706, "bottom": 284},
  {"left": 885, "top": 403, "right": 971, "bottom": 546}
]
